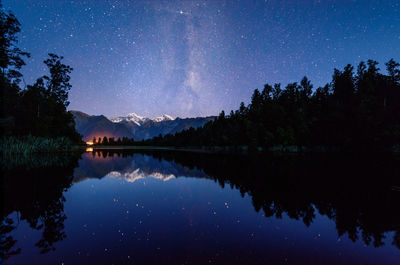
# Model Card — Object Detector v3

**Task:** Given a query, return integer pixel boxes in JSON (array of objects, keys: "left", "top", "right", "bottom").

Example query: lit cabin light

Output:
[
  {"left": 86, "top": 147, "right": 93, "bottom": 152},
  {"left": 86, "top": 141, "right": 94, "bottom": 145}
]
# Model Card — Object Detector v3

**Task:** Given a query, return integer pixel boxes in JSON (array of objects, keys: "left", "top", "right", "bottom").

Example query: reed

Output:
[
  {"left": 0, "top": 135, "right": 75, "bottom": 154},
  {"left": 0, "top": 136, "right": 83, "bottom": 169}
]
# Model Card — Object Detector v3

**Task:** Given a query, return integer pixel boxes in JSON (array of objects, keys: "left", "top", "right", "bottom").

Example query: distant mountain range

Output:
[
  {"left": 70, "top": 110, "right": 214, "bottom": 142},
  {"left": 110, "top": 113, "right": 175, "bottom": 125}
]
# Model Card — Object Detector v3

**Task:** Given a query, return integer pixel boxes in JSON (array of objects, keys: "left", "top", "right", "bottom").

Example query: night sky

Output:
[{"left": 4, "top": 0, "right": 400, "bottom": 118}]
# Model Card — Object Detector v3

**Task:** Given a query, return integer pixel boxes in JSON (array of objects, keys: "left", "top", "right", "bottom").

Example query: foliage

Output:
[
  {"left": 0, "top": 135, "right": 81, "bottom": 171},
  {"left": 0, "top": 1, "right": 30, "bottom": 83},
  {"left": 0, "top": 135, "right": 76, "bottom": 156},
  {"left": 145, "top": 60, "right": 400, "bottom": 151},
  {"left": 0, "top": 1, "right": 30, "bottom": 119},
  {"left": 0, "top": 3, "right": 81, "bottom": 143}
]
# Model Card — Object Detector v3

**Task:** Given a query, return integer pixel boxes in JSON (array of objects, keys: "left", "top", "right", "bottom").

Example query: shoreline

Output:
[{"left": 84, "top": 145, "right": 400, "bottom": 155}]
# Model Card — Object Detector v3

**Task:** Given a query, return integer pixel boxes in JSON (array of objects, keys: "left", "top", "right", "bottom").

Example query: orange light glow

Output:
[
  {"left": 86, "top": 141, "right": 94, "bottom": 145},
  {"left": 86, "top": 147, "right": 93, "bottom": 152}
]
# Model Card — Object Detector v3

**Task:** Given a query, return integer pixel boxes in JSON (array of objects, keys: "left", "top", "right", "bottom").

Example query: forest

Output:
[
  {"left": 144, "top": 60, "right": 400, "bottom": 151},
  {"left": 0, "top": 3, "right": 81, "bottom": 151}
]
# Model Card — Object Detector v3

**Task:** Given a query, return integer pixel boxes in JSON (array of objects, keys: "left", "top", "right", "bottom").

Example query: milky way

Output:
[{"left": 4, "top": 0, "right": 400, "bottom": 118}]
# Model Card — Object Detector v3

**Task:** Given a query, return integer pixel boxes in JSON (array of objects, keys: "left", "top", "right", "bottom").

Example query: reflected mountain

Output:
[
  {"left": 73, "top": 150, "right": 206, "bottom": 183},
  {"left": 106, "top": 169, "right": 175, "bottom": 183},
  {"left": 2, "top": 149, "right": 399, "bottom": 263}
]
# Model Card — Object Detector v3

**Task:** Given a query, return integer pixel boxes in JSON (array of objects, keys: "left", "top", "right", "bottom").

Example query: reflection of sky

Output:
[{"left": 7, "top": 155, "right": 399, "bottom": 264}]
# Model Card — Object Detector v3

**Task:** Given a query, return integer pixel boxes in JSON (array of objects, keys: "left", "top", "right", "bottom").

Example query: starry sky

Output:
[{"left": 3, "top": 0, "right": 400, "bottom": 118}]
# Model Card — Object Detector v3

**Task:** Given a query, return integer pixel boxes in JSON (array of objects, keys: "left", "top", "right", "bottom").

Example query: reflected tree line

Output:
[
  {"left": 0, "top": 152, "right": 81, "bottom": 260},
  {"left": 1, "top": 150, "right": 399, "bottom": 261},
  {"left": 131, "top": 150, "right": 400, "bottom": 249}
]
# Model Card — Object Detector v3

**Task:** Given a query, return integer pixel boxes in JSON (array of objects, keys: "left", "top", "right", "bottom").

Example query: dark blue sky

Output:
[{"left": 4, "top": 0, "right": 400, "bottom": 118}]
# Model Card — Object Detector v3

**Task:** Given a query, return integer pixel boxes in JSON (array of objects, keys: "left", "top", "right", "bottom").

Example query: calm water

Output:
[{"left": 1, "top": 150, "right": 400, "bottom": 264}]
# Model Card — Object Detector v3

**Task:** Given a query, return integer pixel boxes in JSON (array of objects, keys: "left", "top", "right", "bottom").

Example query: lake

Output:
[{"left": 1, "top": 150, "right": 399, "bottom": 264}]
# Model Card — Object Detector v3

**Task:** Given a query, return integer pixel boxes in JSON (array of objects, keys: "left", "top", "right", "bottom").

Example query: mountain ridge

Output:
[
  {"left": 110, "top": 113, "right": 175, "bottom": 125},
  {"left": 70, "top": 110, "right": 215, "bottom": 142}
]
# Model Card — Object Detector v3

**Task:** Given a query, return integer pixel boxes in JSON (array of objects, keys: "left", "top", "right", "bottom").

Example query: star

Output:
[{"left": 4, "top": 0, "right": 399, "bottom": 118}]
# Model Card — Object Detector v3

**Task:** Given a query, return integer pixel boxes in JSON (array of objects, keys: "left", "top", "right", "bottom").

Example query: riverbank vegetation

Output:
[{"left": 0, "top": 139, "right": 82, "bottom": 170}]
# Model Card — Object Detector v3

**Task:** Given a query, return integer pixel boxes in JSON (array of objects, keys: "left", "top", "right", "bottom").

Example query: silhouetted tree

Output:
[
  {"left": 0, "top": 4, "right": 81, "bottom": 143},
  {"left": 143, "top": 59, "right": 400, "bottom": 151},
  {"left": 0, "top": 2, "right": 30, "bottom": 119},
  {"left": 0, "top": 3, "right": 30, "bottom": 79},
  {"left": 43, "top": 54, "right": 72, "bottom": 108},
  {"left": 19, "top": 54, "right": 80, "bottom": 141}
]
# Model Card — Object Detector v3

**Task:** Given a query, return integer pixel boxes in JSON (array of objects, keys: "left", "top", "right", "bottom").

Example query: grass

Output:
[
  {"left": 0, "top": 135, "right": 83, "bottom": 169},
  {"left": 0, "top": 135, "right": 75, "bottom": 154}
]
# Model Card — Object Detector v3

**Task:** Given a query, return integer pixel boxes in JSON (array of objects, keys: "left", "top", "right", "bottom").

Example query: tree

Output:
[
  {"left": 102, "top": 136, "right": 108, "bottom": 145},
  {"left": 19, "top": 78, "right": 47, "bottom": 134},
  {"left": 0, "top": 2, "right": 30, "bottom": 83},
  {"left": 272, "top": 83, "right": 282, "bottom": 100},
  {"left": 332, "top": 64, "right": 355, "bottom": 103},
  {"left": 18, "top": 54, "right": 80, "bottom": 140},
  {"left": 386, "top": 59, "right": 400, "bottom": 82},
  {"left": 0, "top": 3, "right": 30, "bottom": 119},
  {"left": 300, "top": 76, "right": 313, "bottom": 100},
  {"left": 239, "top": 102, "right": 247, "bottom": 116},
  {"left": 43, "top": 54, "right": 73, "bottom": 108}
]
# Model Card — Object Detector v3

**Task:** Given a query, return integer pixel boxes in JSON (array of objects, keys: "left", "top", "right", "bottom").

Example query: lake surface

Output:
[{"left": 1, "top": 150, "right": 400, "bottom": 264}]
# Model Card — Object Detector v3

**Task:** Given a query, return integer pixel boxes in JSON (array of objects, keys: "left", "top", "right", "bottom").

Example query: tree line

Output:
[
  {"left": 0, "top": 2, "right": 81, "bottom": 142},
  {"left": 91, "top": 136, "right": 135, "bottom": 146},
  {"left": 145, "top": 59, "right": 400, "bottom": 151}
]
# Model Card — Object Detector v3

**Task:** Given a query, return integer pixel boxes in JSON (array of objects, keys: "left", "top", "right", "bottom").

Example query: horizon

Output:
[
  {"left": 70, "top": 109, "right": 216, "bottom": 120},
  {"left": 4, "top": 0, "right": 400, "bottom": 118}
]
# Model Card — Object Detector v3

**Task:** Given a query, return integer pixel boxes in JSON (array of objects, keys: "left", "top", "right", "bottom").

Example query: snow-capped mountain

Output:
[
  {"left": 151, "top": 114, "right": 175, "bottom": 123},
  {"left": 110, "top": 113, "right": 174, "bottom": 126},
  {"left": 110, "top": 113, "right": 149, "bottom": 126}
]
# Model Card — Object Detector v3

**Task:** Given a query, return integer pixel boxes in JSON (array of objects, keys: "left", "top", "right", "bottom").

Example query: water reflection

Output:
[
  {"left": 1, "top": 150, "right": 399, "bottom": 264},
  {"left": 1, "top": 152, "right": 81, "bottom": 260},
  {"left": 73, "top": 150, "right": 206, "bottom": 183}
]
